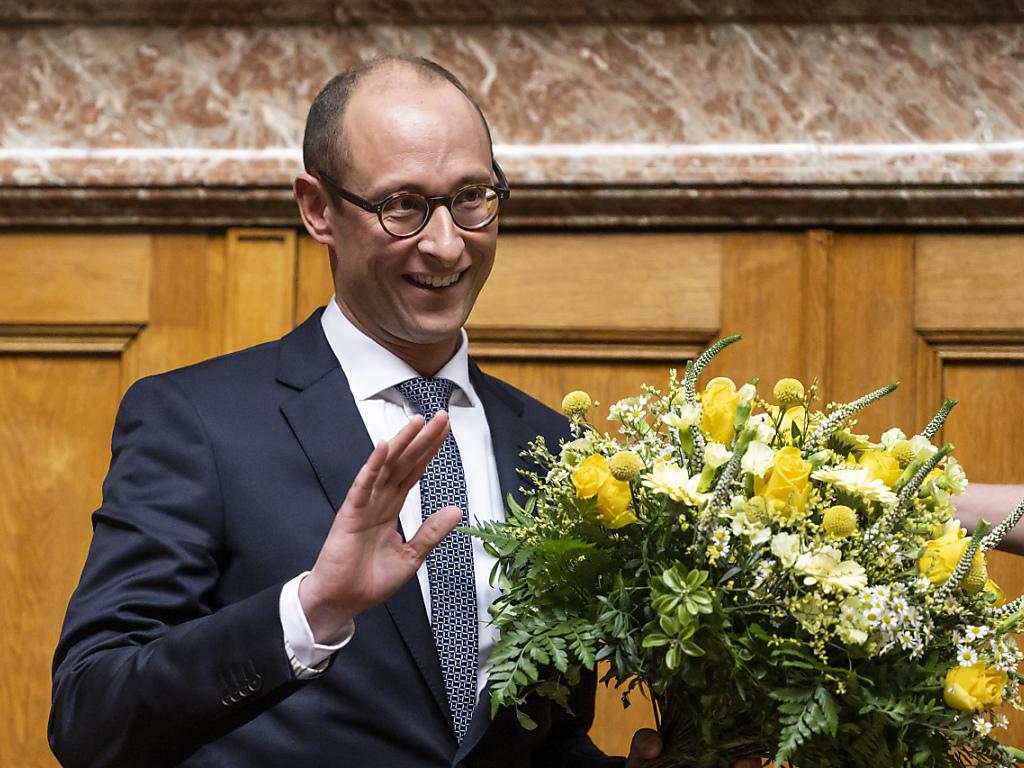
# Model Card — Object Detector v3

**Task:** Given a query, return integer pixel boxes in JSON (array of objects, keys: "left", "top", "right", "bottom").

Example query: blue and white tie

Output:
[{"left": 394, "top": 377, "right": 478, "bottom": 741}]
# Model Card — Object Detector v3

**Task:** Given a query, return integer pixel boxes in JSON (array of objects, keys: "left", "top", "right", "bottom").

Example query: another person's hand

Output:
[
  {"left": 299, "top": 413, "right": 461, "bottom": 641},
  {"left": 624, "top": 728, "right": 763, "bottom": 768}
]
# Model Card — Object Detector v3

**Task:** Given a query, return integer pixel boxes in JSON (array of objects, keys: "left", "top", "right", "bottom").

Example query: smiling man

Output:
[{"left": 49, "top": 57, "right": 690, "bottom": 768}]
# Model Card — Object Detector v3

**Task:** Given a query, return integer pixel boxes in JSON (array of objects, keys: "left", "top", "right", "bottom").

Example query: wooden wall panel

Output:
[
  {"left": 0, "top": 357, "right": 121, "bottom": 768},
  {"left": 223, "top": 229, "right": 297, "bottom": 353},
  {"left": 701, "top": 232, "right": 828, "bottom": 394},
  {"left": 915, "top": 236, "right": 1024, "bottom": 333},
  {"left": 828, "top": 234, "right": 927, "bottom": 438},
  {"left": 5, "top": 229, "right": 1024, "bottom": 765},
  {"left": 0, "top": 235, "right": 151, "bottom": 325}
]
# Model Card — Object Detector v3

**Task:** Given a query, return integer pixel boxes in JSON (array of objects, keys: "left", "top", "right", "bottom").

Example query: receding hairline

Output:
[{"left": 302, "top": 56, "right": 494, "bottom": 180}]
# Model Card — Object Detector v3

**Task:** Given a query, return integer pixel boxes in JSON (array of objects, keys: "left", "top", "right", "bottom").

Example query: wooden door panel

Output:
[{"left": 0, "top": 356, "right": 121, "bottom": 768}]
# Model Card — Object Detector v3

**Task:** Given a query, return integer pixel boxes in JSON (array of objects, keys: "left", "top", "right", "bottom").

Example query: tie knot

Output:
[{"left": 394, "top": 377, "right": 457, "bottom": 419}]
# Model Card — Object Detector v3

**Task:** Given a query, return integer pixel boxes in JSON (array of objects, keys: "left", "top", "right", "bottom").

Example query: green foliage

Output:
[{"left": 771, "top": 685, "right": 839, "bottom": 765}]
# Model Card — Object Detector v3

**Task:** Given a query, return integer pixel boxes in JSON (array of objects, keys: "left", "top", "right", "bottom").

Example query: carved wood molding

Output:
[
  {"left": 5, "top": 184, "right": 1024, "bottom": 229},
  {"left": 918, "top": 330, "right": 1024, "bottom": 362},
  {"left": 467, "top": 327, "right": 717, "bottom": 362},
  {"left": 0, "top": 324, "right": 144, "bottom": 354}
]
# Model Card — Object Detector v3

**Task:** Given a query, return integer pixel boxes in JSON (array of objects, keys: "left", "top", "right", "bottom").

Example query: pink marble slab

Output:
[{"left": 3, "top": 22, "right": 1023, "bottom": 190}]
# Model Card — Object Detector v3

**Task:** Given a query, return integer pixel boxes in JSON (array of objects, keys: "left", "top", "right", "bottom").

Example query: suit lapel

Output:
[{"left": 276, "top": 309, "right": 450, "bottom": 727}]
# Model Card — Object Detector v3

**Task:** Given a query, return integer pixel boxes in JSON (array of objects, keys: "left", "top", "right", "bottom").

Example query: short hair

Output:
[{"left": 302, "top": 56, "right": 493, "bottom": 179}]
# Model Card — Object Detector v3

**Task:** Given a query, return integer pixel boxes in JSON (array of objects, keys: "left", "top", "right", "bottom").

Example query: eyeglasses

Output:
[{"left": 316, "top": 160, "right": 511, "bottom": 238}]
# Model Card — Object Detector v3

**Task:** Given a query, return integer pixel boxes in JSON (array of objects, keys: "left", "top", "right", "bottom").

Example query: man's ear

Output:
[{"left": 294, "top": 172, "right": 337, "bottom": 247}]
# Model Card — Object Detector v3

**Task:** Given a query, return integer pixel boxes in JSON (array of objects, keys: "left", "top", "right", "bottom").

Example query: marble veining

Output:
[{"left": 2, "top": 22, "right": 1023, "bottom": 188}]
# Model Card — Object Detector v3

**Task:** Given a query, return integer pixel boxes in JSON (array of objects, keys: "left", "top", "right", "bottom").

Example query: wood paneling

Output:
[
  {"left": 5, "top": 229, "right": 1024, "bottom": 764},
  {"left": 0, "top": 356, "right": 121, "bottom": 768},
  {"left": 0, "top": 235, "right": 151, "bottom": 324},
  {"left": 224, "top": 229, "right": 297, "bottom": 352},
  {"left": 915, "top": 236, "right": 1024, "bottom": 333}
]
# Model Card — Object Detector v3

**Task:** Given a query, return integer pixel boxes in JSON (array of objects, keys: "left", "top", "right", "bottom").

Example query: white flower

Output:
[
  {"left": 964, "top": 624, "right": 990, "bottom": 642},
  {"left": 738, "top": 383, "right": 757, "bottom": 404},
  {"left": 730, "top": 503, "right": 771, "bottom": 546},
  {"left": 704, "top": 442, "right": 733, "bottom": 469},
  {"left": 910, "top": 434, "right": 938, "bottom": 460},
  {"left": 662, "top": 403, "right": 700, "bottom": 430},
  {"left": 811, "top": 467, "right": 898, "bottom": 505},
  {"left": 794, "top": 546, "right": 868, "bottom": 593},
  {"left": 747, "top": 412, "right": 775, "bottom": 443},
  {"left": 880, "top": 428, "right": 906, "bottom": 450},
  {"left": 741, "top": 441, "right": 775, "bottom": 478},
  {"left": 973, "top": 716, "right": 993, "bottom": 736},
  {"left": 995, "top": 713, "right": 1009, "bottom": 730},
  {"left": 957, "top": 646, "right": 980, "bottom": 666},
  {"left": 943, "top": 457, "right": 968, "bottom": 495},
  {"left": 771, "top": 532, "right": 803, "bottom": 568},
  {"left": 914, "top": 576, "right": 932, "bottom": 593},
  {"left": 642, "top": 461, "right": 705, "bottom": 504},
  {"left": 897, "top": 630, "right": 916, "bottom": 650}
]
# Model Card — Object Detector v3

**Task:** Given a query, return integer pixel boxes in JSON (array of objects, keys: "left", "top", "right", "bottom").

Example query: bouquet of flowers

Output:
[{"left": 469, "top": 336, "right": 1024, "bottom": 767}]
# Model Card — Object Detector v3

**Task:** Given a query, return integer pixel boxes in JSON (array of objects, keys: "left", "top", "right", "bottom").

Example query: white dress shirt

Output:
[{"left": 279, "top": 298, "right": 505, "bottom": 699}]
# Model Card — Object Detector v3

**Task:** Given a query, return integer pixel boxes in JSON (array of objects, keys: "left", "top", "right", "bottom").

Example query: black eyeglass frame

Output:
[{"left": 316, "top": 160, "right": 511, "bottom": 238}]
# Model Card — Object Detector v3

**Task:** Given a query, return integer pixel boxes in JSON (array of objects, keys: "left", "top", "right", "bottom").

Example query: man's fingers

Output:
[
  {"left": 405, "top": 505, "right": 462, "bottom": 562},
  {"left": 343, "top": 439, "right": 389, "bottom": 509},
  {"left": 388, "top": 411, "right": 451, "bottom": 489}
]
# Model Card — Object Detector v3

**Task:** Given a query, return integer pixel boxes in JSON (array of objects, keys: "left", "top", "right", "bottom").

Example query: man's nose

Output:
[{"left": 417, "top": 204, "right": 464, "bottom": 264}]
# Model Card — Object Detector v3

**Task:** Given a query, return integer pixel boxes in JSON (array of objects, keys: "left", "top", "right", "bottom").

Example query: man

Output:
[{"left": 49, "top": 57, "right": 694, "bottom": 767}]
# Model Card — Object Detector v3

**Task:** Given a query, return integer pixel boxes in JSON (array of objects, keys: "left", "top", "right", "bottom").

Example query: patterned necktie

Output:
[{"left": 393, "top": 377, "right": 478, "bottom": 741}]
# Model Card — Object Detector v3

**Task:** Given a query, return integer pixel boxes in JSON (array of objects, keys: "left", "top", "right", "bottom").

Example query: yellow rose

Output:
[
  {"left": 572, "top": 454, "right": 636, "bottom": 528},
  {"left": 859, "top": 450, "right": 902, "bottom": 488},
  {"left": 919, "top": 529, "right": 984, "bottom": 585},
  {"left": 754, "top": 446, "right": 812, "bottom": 514},
  {"left": 597, "top": 477, "right": 636, "bottom": 529},
  {"left": 944, "top": 663, "right": 1008, "bottom": 711},
  {"left": 700, "top": 377, "right": 740, "bottom": 445},
  {"left": 572, "top": 454, "right": 610, "bottom": 498}
]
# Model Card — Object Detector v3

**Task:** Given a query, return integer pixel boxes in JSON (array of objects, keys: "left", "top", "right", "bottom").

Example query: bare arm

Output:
[{"left": 954, "top": 483, "right": 1024, "bottom": 556}]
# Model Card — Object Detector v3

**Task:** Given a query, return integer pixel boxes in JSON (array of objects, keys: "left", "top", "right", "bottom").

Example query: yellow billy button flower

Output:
[
  {"left": 609, "top": 450, "right": 643, "bottom": 482},
  {"left": 773, "top": 377, "right": 805, "bottom": 408},
  {"left": 961, "top": 558, "right": 988, "bottom": 594},
  {"left": 561, "top": 390, "right": 592, "bottom": 418},
  {"left": 571, "top": 454, "right": 636, "bottom": 529},
  {"left": 891, "top": 439, "right": 915, "bottom": 468},
  {"left": 754, "top": 446, "right": 812, "bottom": 515},
  {"left": 859, "top": 450, "right": 902, "bottom": 489},
  {"left": 944, "top": 663, "right": 1008, "bottom": 711},
  {"left": 700, "top": 377, "right": 740, "bottom": 445},
  {"left": 822, "top": 505, "right": 858, "bottom": 539}
]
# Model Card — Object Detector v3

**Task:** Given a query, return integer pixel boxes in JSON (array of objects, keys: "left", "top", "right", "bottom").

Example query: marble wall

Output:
[{"left": 2, "top": 3, "right": 1023, "bottom": 226}]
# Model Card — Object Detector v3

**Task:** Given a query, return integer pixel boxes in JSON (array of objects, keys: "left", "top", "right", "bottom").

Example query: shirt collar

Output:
[{"left": 320, "top": 297, "right": 477, "bottom": 408}]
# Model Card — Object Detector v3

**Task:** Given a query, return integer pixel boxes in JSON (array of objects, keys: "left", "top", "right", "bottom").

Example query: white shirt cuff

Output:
[{"left": 279, "top": 572, "right": 354, "bottom": 679}]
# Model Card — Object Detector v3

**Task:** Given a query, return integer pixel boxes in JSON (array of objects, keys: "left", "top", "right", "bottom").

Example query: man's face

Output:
[{"left": 325, "top": 77, "right": 498, "bottom": 365}]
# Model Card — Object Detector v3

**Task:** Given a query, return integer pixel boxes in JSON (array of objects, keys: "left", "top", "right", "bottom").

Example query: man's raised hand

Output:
[{"left": 298, "top": 412, "right": 461, "bottom": 641}]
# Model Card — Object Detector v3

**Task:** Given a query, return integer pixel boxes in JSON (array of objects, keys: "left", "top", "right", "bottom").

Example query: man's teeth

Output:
[{"left": 410, "top": 273, "right": 461, "bottom": 288}]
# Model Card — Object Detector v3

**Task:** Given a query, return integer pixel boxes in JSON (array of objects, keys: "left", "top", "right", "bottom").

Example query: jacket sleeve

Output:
[{"left": 49, "top": 375, "right": 300, "bottom": 768}]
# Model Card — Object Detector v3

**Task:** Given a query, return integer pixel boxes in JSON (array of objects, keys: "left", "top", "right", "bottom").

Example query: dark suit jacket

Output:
[{"left": 50, "top": 309, "right": 621, "bottom": 768}]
